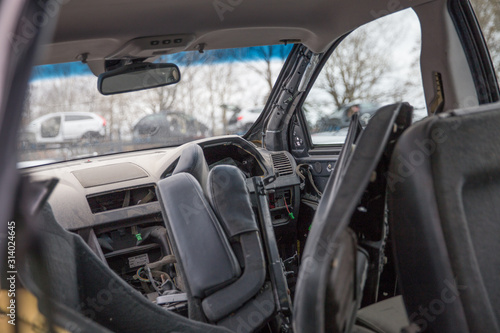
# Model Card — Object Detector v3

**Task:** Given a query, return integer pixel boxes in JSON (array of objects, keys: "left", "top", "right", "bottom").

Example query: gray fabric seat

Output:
[
  {"left": 388, "top": 102, "right": 500, "bottom": 332},
  {"left": 294, "top": 103, "right": 413, "bottom": 333},
  {"left": 172, "top": 143, "right": 211, "bottom": 196},
  {"left": 355, "top": 296, "right": 409, "bottom": 333},
  {"left": 157, "top": 145, "right": 273, "bottom": 331},
  {"left": 19, "top": 204, "right": 232, "bottom": 333}
]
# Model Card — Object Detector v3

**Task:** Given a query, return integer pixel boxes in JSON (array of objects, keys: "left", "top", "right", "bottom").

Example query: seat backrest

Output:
[
  {"left": 388, "top": 102, "right": 500, "bottom": 332},
  {"left": 157, "top": 164, "right": 270, "bottom": 329},
  {"left": 207, "top": 165, "right": 259, "bottom": 241},
  {"left": 294, "top": 103, "right": 412, "bottom": 333},
  {"left": 158, "top": 172, "right": 242, "bottom": 298}
]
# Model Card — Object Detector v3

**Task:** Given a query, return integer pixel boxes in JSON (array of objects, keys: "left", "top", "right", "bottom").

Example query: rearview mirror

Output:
[{"left": 98, "top": 62, "right": 180, "bottom": 95}]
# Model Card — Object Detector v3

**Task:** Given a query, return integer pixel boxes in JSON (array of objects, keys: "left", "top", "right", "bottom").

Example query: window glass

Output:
[
  {"left": 166, "top": 114, "right": 188, "bottom": 135},
  {"left": 304, "top": 9, "right": 426, "bottom": 145},
  {"left": 134, "top": 114, "right": 163, "bottom": 136},
  {"left": 19, "top": 45, "right": 291, "bottom": 166},
  {"left": 65, "top": 115, "right": 92, "bottom": 121},
  {"left": 469, "top": 0, "right": 500, "bottom": 81}
]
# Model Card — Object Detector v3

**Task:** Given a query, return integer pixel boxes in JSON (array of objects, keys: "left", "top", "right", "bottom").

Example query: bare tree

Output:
[
  {"left": 470, "top": 0, "right": 500, "bottom": 78},
  {"left": 140, "top": 52, "right": 211, "bottom": 116},
  {"left": 142, "top": 57, "right": 181, "bottom": 113},
  {"left": 29, "top": 76, "right": 96, "bottom": 116},
  {"left": 246, "top": 46, "right": 288, "bottom": 92},
  {"left": 229, "top": 45, "right": 289, "bottom": 103},
  {"left": 174, "top": 55, "right": 200, "bottom": 117},
  {"left": 317, "top": 26, "right": 416, "bottom": 109},
  {"left": 216, "top": 66, "right": 237, "bottom": 134},
  {"left": 144, "top": 85, "right": 178, "bottom": 113},
  {"left": 203, "top": 60, "right": 237, "bottom": 135}
]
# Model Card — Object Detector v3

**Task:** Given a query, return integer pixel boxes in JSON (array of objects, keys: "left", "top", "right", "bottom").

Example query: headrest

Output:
[
  {"left": 173, "top": 144, "right": 210, "bottom": 195},
  {"left": 207, "top": 165, "right": 258, "bottom": 239}
]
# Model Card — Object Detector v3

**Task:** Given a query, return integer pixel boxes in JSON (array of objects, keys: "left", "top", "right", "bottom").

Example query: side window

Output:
[
  {"left": 41, "top": 116, "right": 61, "bottom": 138},
  {"left": 469, "top": 0, "right": 500, "bottom": 81},
  {"left": 65, "top": 115, "right": 79, "bottom": 121},
  {"left": 303, "top": 9, "right": 426, "bottom": 145},
  {"left": 66, "top": 115, "right": 93, "bottom": 121}
]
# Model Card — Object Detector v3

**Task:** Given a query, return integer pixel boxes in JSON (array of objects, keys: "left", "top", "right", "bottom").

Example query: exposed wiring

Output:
[
  {"left": 296, "top": 164, "right": 323, "bottom": 197},
  {"left": 284, "top": 199, "right": 295, "bottom": 219},
  {"left": 135, "top": 258, "right": 180, "bottom": 293},
  {"left": 135, "top": 267, "right": 150, "bottom": 282},
  {"left": 145, "top": 266, "right": 164, "bottom": 295}
]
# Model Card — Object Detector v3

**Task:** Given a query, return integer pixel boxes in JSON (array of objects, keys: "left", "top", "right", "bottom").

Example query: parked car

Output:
[
  {"left": 132, "top": 111, "right": 209, "bottom": 145},
  {"left": 23, "top": 112, "right": 106, "bottom": 144},
  {"left": 312, "top": 103, "right": 379, "bottom": 144},
  {"left": 315, "top": 102, "right": 380, "bottom": 132},
  {"left": 227, "top": 106, "right": 263, "bottom": 134}
]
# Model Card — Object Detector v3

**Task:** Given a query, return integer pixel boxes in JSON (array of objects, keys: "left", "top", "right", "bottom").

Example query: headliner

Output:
[{"left": 40, "top": 0, "right": 435, "bottom": 69}]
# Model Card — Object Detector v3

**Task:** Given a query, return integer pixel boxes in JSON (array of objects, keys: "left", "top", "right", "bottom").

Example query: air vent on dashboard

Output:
[
  {"left": 87, "top": 185, "right": 157, "bottom": 214},
  {"left": 271, "top": 153, "right": 294, "bottom": 176}
]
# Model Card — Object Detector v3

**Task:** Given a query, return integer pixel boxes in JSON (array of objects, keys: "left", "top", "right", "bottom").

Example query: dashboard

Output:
[{"left": 22, "top": 135, "right": 301, "bottom": 308}]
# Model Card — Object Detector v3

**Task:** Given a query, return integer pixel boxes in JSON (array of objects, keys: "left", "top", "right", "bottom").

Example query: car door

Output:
[
  {"left": 247, "top": 3, "right": 499, "bottom": 302},
  {"left": 262, "top": 2, "right": 498, "bottom": 197},
  {"left": 39, "top": 114, "right": 63, "bottom": 143},
  {"left": 247, "top": 9, "right": 426, "bottom": 197},
  {"left": 62, "top": 114, "right": 95, "bottom": 140},
  {"left": 61, "top": 114, "right": 78, "bottom": 140},
  {"left": 298, "top": 9, "right": 426, "bottom": 191}
]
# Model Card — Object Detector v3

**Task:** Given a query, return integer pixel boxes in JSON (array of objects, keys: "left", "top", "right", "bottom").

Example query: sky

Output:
[{"left": 30, "top": 45, "right": 294, "bottom": 81}]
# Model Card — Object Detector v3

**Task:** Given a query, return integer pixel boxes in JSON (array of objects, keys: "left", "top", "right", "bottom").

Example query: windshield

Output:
[{"left": 18, "top": 45, "right": 292, "bottom": 167}]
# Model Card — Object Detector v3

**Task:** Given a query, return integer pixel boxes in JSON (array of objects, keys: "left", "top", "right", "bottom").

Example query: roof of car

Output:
[
  {"left": 41, "top": 0, "right": 435, "bottom": 71},
  {"left": 137, "top": 111, "right": 197, "bottom": 120}
]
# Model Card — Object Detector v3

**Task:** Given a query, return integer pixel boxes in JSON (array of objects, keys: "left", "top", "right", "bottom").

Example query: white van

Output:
[{"left": 24, "top": 112, "right": 106, "bottom": 144}]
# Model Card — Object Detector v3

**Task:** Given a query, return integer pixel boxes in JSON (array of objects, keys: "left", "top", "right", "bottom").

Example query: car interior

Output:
[{"left": 1, "top": 0, "right": 499, "bottom": 332}]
